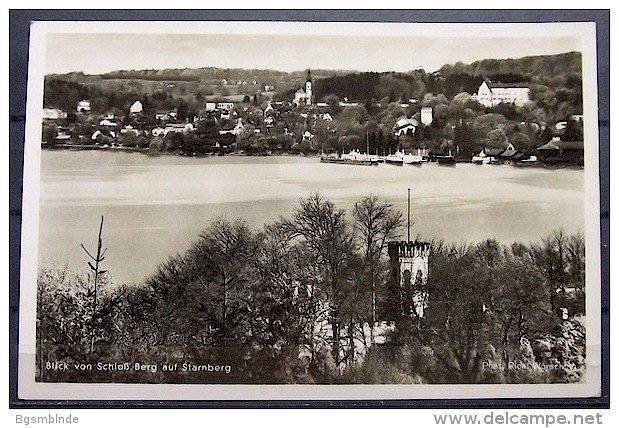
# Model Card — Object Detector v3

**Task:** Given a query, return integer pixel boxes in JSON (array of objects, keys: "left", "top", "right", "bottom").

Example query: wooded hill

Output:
[
  {"left": 44, "top": 52, "right": 582, "bottom": 115},
  {"left": 313, "top": 52, "right": 582, "bottom": 105}
]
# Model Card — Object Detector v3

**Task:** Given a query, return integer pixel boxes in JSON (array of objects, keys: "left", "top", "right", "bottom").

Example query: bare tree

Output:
[
  {"left": 81, "top": 215, "right": 107, "bottom": 312},
  {"left": 80, "top": 215, "right": 108, "bottom": 352},
  {"left": 276, "top": 193, "right": 356, "bottom": 366},
  {"left": 352, "top": 195, "right": 404, "bottom": 343}
]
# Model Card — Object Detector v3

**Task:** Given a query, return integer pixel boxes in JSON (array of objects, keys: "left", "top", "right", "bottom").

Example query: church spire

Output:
[{"left": 305, "top": 69, "right": 313, "bottom": 105}]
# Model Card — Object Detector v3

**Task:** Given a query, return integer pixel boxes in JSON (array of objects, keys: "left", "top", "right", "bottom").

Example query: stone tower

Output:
[{"left": 386, "top": 240, "right": 430, "bottom": 321}]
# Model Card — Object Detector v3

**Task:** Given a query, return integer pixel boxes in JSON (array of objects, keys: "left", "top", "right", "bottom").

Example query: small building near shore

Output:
[
  {"left": 164, "top": 122, "right": 194, "bottom": 136},
  {"left": 302, "top": 130, "right": 314, "bottom": 142},
  {"left": 99, "top": 118, "right": 118, "bottom": 127},
  {"left": 151, "top": 126, "right": 165, "bottom": 137},
  {"left": 394, "top": 116, "right": 418, "bottom": 137},
  {"left": 537, "top": 140, "right": 584, "bottom": 166},
  {"left": 120, "top": 125, "right": 140, "bottom": 136},
  {"left": 483, "top": 147, "right": 506, "bottom": 163},
  {"left": 497, "top": 144, "right": 518, "bottom": 163}
]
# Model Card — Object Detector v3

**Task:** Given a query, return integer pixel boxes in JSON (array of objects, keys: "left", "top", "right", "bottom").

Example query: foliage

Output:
[
  {"left": 42, "top": 123, "right": 58, "bottom": 144},
  {"left": 339, "top": 347, "right": 423, "bottom": 384},
  {"left": 36, "top": 196, "right": 586, "bottom": 384},
  {"left": 391, "top": 235, "right": 586, "bottom": 384}
]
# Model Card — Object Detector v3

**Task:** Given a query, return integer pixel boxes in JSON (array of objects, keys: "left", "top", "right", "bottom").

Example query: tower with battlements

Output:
[{"left": 384, "top": 240, "right": 431, "bottom": 322}]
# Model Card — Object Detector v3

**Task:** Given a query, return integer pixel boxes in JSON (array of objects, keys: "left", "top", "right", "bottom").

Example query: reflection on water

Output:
[{"left": 38, "top": 150, "right": 584, "bottom": 284}]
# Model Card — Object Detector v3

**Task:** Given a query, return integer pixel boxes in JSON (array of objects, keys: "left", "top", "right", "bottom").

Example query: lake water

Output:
[{"left": 38, "top": 150, "right": 585, "bottom": 285}]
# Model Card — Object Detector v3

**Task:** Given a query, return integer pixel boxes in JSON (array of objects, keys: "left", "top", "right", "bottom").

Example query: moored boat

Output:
[
  {"left": 384, "top": 152, "right": 404, "bottom": 165},
  {"left": 471, "top": 148, "right": 490, "bottom": 165},
  {"left": 321, "top": 149, "right": 377, "bottom": 165},
  {"left": 436, "top": 155, "right": 456, "bottom": 165},
  {"left": 434, "top": 148, "right": 456, "bottom": 165},
  {"left": 472, "top": 155, "right": 491, "bottom": 165},
  {"left": 400, "top": 150, "right": 423, "bottom": 164}
]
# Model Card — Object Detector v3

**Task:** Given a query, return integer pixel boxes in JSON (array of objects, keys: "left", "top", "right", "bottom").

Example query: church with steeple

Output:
[{"left": 293, "top": 70, "right": 313, "bottom": 106}]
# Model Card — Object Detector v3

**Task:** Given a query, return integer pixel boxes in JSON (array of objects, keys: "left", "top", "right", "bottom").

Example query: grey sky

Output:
[{"left": 45, "top": 31, "right": 581, "bottom": 75}]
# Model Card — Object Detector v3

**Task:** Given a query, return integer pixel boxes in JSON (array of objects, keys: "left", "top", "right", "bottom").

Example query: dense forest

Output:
[{"left": 37, "top": 194, "right": 585, "bottom": 384}]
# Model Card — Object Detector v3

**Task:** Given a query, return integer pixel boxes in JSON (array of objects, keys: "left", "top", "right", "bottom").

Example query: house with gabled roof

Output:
[
  {"left": 393, "top": 116, "right": 418, "bottom": 137},
  {"left": 483, "top": 147, "right": 506, "bottom": 163},
  {"left": 496, "top": 144, "right": 519, "bottom": 163},
  {"left": 537, "top": 139, "right": 584, "bottom": 166},
  {"left": 302, "top": 129, "right": 314, "bottom": 142},
  {"left": 130, "top": 100, "right": 143, "bottom": 115},
  {"left": 262, "top": 103, "right": 275, "bottom": 117}
]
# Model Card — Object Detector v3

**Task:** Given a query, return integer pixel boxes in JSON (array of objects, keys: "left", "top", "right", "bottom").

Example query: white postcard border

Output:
[{"left": 18, "top": 19, "right": 602, "bottom": 401}]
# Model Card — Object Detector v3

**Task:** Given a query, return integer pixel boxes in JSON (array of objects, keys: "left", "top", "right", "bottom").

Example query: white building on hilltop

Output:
[{"left": 474, "top": 77, "right": 530, "bottom": 108}]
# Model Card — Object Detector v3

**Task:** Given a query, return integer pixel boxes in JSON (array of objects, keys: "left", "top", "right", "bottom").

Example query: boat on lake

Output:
[
  {"left": 436, "top": 155, "right": 456, "bottom": 165},
  {"left": 400, "top": 150, "right": 423, "bottom": 164},
  {"left": 472, "top": 148, "right": 490, "bottom": 165},
  {"left": 383, "top": 151, "right": 404, "bottom": 165},
  {"left": 321, "top": 149, "right": 378, "bottom": 165},
  {"left": 472, "top": 151, "right": 491, "bottom": 165}
]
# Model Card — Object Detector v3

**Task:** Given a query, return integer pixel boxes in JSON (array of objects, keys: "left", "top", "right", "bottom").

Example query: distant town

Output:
[{"left": 41, "top": 52, "right": 585, "bottom": 167}]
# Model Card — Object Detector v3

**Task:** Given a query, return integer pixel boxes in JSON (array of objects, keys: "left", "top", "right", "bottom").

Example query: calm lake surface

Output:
[{"left": 38, "top": 150, "right": 585, "bottom": 285}]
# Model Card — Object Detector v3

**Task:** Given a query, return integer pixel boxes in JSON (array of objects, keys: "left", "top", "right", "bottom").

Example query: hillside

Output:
[
  {"left": 43, "top": 67, "right": 351, "bottom": 115},
  {"left": 43, "top": 51, "right": 583, "bottom": 135},
  {"left": 313, "top": 52, "right": 582, "bottom": 105}
]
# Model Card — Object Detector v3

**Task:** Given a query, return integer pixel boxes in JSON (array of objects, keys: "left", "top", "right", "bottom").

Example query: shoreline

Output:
[
  {"left": 41, "top": 143, "right": 321, "bottom": 158},
  {"left": 40, "top": 144, "right": 584, "bottom": 169}
]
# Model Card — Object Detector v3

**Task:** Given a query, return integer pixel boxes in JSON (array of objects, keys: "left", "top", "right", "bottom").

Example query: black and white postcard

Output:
[{"left": 17, "top": 19, "right": 602, "bottom": 401}]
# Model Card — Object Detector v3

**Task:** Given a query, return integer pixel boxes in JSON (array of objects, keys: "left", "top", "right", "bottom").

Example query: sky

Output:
[{"left": 41, "top": 22, "right": 584, "bottom": 75}]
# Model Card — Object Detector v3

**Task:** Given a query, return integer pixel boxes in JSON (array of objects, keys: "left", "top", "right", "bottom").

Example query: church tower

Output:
[{"left": 305, "top": 70, "right": 313, "bottom": 105}]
